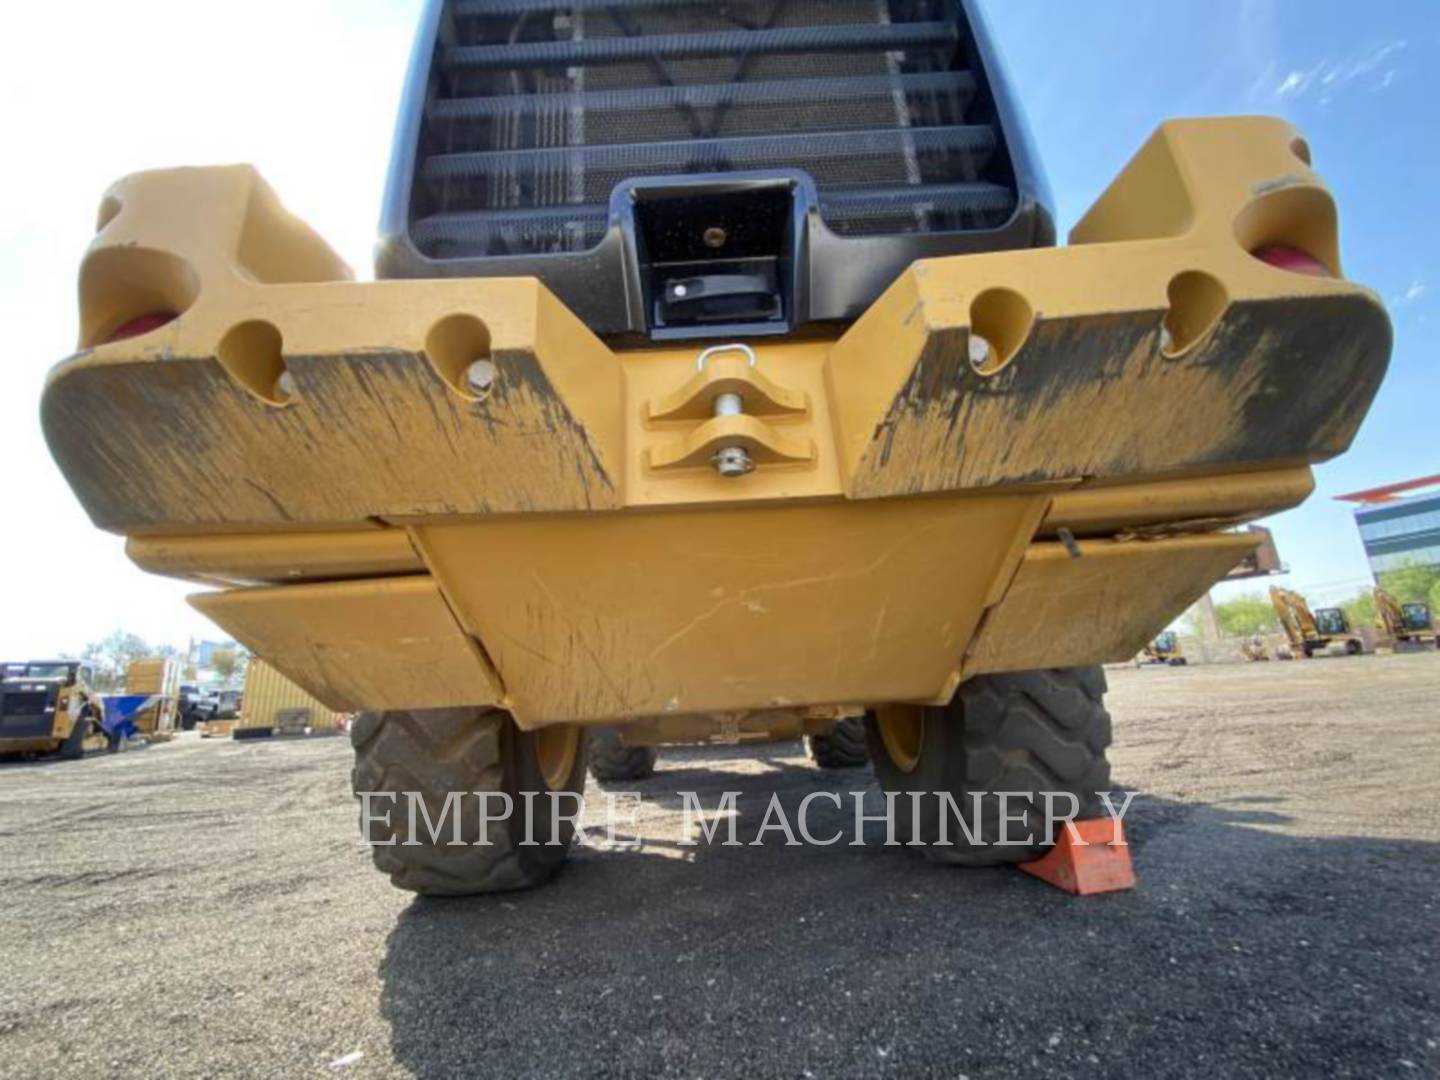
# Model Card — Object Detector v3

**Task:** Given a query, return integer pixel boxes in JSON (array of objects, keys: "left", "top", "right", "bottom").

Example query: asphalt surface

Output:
[{"left": 1, "top": 654, "right": 1437, "bottom": 1078}]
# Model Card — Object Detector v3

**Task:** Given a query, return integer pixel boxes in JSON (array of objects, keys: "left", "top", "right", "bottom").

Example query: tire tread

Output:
[
  {"left": 351, "top": 709, "right": 569, "bottom": 896},
  {"left": 867, "top": 666, "right": 1113, "bottom": 865},
  {"left": 807, "top": 716, "right": 869, "bottom": 769}
]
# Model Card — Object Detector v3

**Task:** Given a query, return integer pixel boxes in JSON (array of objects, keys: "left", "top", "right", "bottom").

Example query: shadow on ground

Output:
[{"left": 378, "top": 747, "right": 1438, "bottom": 1078}]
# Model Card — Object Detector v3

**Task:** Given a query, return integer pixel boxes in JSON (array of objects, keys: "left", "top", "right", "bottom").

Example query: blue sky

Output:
[
  {"left": 0, "top": 1, "right": 1434, "bottom": 655},
  {"left": 981, "top": 0, "right": 1436, "bottom": 606}
]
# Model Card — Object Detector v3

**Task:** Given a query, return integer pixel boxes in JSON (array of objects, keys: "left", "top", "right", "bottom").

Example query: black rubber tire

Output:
[
  {"left": 806, "top": 716, "right": 869, "bottom": 769},
  {"left": 57, "top": 715, "right": 90, "bottom": 761},
  {"left": 351, "top": 708, "right": 587, "bottom": 896},
  {"left": 865, "top": 667, "right": 1113, "bottom": 865},
  {"left": 1345, "top": 639, "right": 1362, "bottom": 656},
  {"left": 587, "top": 727, "right": 657, "bottom": 783}
]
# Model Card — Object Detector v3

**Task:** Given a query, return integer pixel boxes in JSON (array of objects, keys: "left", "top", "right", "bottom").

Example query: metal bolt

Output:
[
  {"left": 695, "top": 345, "right": 759, "bottom": 479},
  {"left": 968, "top": 333, "right": 994, "bottom": 372},
  {"left": 712, "top": 446, "right": 755, "bottom": 477},
  {"left": 465, "top": 359, "right": 498, "bottom": 399},
  {"left": 711, "top": 390, "right": 753, "bottom": 475},
  {"left": 703, "top": 226, "right": 728, "bottom": 249},
  {"left": 273, "top": 370, "right": 296, "bottom": 402}
]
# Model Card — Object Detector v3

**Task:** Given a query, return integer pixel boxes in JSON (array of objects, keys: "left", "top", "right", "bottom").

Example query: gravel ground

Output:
[{"left": 1, "top": 654, "right": 1437, "bottom": 1079}]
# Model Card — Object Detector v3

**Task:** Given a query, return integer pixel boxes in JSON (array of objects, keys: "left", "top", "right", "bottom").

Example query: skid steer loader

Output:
[
  {"left": 42, "top": 1, "right": 1391, "bottom": 894},
  {"left": 0, "top": 661, "right": 103, "bottom": 761}
]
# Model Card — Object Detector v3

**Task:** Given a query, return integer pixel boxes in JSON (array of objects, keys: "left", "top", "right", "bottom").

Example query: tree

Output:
[
  {"left": 1340, "top": 590, "right": 1377, "bottom": 630},
  {"left": 1380, "top": 560, "right": 1440, "bottom": 604},
  {"left": 78, "top": 630, "right": 189, "bottom": 691},
  {"left": 82, "top": 630, "right": 157, "bottom": 691},
  {"left": 210, "top": 647, "right": 248, "bottom": 684},
  {"left": 1207, "top": 593, "right": 1279, "bottom": 637}
]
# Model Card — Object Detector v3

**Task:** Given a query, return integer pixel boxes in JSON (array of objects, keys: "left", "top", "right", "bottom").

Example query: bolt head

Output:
[
  {"left": 465, "top": 359, "right": 498, "bottom": 398},
  {"left": 712, "top": 446, "right": 755, "bottom": 478},
  {"left": 273, "top": 370, "right": 296, "bottom": 401},
  {"left": 968, "top": 333, "right": 993, "bottom": 372}
]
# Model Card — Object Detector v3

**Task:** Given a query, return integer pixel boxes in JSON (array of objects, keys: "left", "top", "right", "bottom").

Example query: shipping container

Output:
[{"left": 238, "top": 659, "right": 345, "bottom": 735}]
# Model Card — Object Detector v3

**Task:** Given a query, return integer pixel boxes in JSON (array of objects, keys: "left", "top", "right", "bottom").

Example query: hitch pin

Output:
[{"left": 696, "top": 344, "right": 757, "bottom": 478}]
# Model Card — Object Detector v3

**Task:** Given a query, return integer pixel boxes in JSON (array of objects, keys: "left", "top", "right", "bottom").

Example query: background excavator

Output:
[
  {"left": 1374, "top": 588, "right": 1438, "bottom": 650},
  {"left": 1269, "top": 586, "right": 1363, "bottom": 659},
  {"left": 1138, "top": 631, "right": 1187, "bottom": 667}
]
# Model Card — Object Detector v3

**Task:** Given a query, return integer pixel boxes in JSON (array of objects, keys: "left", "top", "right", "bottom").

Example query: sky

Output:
[
  {"left": 982, "top": 1, "right": 1437, "bottom": 609},
  {"left": 0, "top": 1, "right": 1435, "bottom": 657}
]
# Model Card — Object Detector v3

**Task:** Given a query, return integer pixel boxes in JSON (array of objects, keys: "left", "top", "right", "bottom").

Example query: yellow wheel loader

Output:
[
  {"left": 1375, "top": 588, "right": 1439, "bottom": 649},
  {"left": 1270, "top": 586, "right": 1364, "bottom": 659},
  {"left": 41, "top": 1, "right": 1390, "bottom": 893}
]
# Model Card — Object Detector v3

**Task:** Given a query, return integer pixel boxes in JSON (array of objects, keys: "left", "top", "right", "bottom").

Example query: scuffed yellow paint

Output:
[
  {"left": 963, "top": 532, "right": 1261, "bottom": 676},
  {"left": 38, "top": 119, "right": 1393, "bottom": 729},
  {"left": 191, "top": 576, "right": 502, "bottom": 713}
]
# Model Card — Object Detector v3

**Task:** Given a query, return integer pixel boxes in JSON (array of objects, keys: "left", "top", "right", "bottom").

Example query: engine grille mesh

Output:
[{"left": 413, "top": 0, "right": 1018, "bottom": 257}]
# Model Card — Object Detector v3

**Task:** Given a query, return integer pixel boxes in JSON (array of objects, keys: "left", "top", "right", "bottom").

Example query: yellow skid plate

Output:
[
  {"left": 413, "top": 495, "right": 1044, "bottom": 725},
  {"left": 39, "top": 117, "right": 1391, "bottom": 722},
  {"left": 963, "top": 532, "right": 1260, "bottom": 676},
  {"left": 191, "top": 578, "right": 501, "bottom": 713}
]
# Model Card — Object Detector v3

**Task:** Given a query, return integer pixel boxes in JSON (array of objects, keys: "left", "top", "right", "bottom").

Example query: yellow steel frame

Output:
[{"left": 41, "top": 118, "right": 1391, "bottom": 728}]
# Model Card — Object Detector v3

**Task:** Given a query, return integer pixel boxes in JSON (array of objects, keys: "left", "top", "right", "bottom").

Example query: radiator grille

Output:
[{"left": 413, "top": 0, "right": 1018, "bottom": 258}]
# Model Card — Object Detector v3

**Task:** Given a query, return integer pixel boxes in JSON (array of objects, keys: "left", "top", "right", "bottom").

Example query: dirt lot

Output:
[{"left": 1, "top": 655, "right": 1437, "bottom": 1078}]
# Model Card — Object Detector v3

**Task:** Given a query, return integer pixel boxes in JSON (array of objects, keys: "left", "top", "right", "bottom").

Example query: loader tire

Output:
[
  {"left": 806, "top": 716, "right": 869, "bottom": 769},
  {"left": 57, "top": 715, "right": 90, "bottom": 761},
  {"left": 865, "top": 667, "right": 1112, "bottom": 866},
  {"left": 587, "top": 727, "right": 656, "bottom": 783},
  {"left": 351, "top": 708, "right": 587, "bottom": 896}
]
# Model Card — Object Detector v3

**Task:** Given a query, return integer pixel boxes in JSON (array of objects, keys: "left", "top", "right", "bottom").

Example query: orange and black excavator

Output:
[
  {"left": 1269, "top": 586, "right": 1363, "bottom": 658},
  {"left": 1374, "top": 588, "right": 1439, "bottom": 649}
]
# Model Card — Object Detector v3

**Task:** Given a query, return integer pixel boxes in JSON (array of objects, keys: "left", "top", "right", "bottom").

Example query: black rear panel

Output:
[
  {"left": 378, "top": 0, "right": 1052, "bottom": 341},
  {"left": 0, "top": 689, "right": 58, "bottom": 741}
]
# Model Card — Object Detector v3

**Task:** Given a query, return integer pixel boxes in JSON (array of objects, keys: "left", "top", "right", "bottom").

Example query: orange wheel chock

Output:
[{"left": 1019, "top": 817, "right": 1136, "bottom": 895}]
